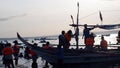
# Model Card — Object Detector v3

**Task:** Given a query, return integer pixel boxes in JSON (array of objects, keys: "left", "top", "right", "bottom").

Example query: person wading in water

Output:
[{"left": 13, "top": 40, "right": 20, "bottom": 66}]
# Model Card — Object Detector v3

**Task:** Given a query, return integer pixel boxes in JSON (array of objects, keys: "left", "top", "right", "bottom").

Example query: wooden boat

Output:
[
  {"left": 17, "top": 32, "right": 120, "bottom": 68},
  {"left": 17, "top": 3, "right": 120, "bottom": 67}
]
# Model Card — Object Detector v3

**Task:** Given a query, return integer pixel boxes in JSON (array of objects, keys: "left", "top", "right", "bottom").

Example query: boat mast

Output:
[{"left": 75, "top": 2, "right": 79, "bottom": 49}]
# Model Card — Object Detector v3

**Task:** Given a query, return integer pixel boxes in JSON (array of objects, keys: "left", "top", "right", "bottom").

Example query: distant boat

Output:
[
  {"left": 34, "top": 37, "right": 47, "bottom": 43},
  {"left": 34, "top": 36, "right": 57, "bottom": 43},
  {"left": 34, "top": 38, "right": 39, "bottom": 40},
  {"left": 39, "top": 37, "right": 46, "bottom": 43}
]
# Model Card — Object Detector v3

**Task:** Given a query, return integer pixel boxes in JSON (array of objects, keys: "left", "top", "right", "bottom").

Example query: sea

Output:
[{"left": 0, "top": 33, "right": 119, "bottom": 68}]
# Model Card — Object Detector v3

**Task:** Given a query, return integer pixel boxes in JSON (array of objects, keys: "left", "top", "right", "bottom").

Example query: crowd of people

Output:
[
  {"left": 82, "top": 24, "right": 108, "bottom": 50},
  {"left": 0, "top": 40, "right": 38, "bottom": 68},
  {"left": 1, "top": 40, "right": 20, "bottom": 68},
  {"left": 58, "top": 24, "right": 109, "bottom": 51},
  {"left": 0, "top": 24, "right": 119, "bottom": 68},
  {"left": 3, "top": 43, "right": 15, "bottom": 68},
  {"left": 58, "top": 30, "right": 73, "bottom": 49}
]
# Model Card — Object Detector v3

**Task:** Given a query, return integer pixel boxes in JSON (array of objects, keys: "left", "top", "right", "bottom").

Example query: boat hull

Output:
[{"left": 17, "top": 33, "right": 120, "bottom": 68}]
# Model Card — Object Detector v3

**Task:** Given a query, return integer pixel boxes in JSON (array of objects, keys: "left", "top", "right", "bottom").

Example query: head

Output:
[
  {"left": 67, "top": 30, "right": 72, "bottom": 35},
  {"left": 13, "top": 40, "right": 18, "bottom": 45},
  {"left": 6, "top": 43, "right": 11, "bottom": 47},
  {"left": 42, "top": 44, "right": 45, "bottom": 47},
  {"left": 84, "top": 24, "right": 87, "bottom": 28},
  {"left": 34, "top": 43, "right": 38, "bottom": 46},
  {"left": 101, "top": 36, "right": 104, "bottom": 40},
  {"left": 46, "top": 42, "right": 50, "bottom": 45},
  {"left": 61, "top": 30, "right": 65, "bottom": 35}
]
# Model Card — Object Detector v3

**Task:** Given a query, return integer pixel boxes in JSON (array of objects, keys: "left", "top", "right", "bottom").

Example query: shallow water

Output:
[{"left": 0, "top": 34, "right": 119, "bottom": 68}]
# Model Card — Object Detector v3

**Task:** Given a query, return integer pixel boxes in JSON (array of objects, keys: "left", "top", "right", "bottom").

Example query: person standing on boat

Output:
[
  {"left": 65, "top": 30, "right": 73, "bottom": 49},
  {"left": 58, "top": 30, "right": 66, "bottom": 49},
  {"left": 82, "top": 24, "right": 95, "bottom": 45},
  {"left": 85, "top": 33, "right": 95, "bottom": 50},
  {"left": 13, "top": 40, "right": 20, "bottom": 65},
  {"left": 57, "top": 30, "right": 66, "bottom": 68},
  {"left": 3, "top": 43, "right": 15, "bottom": 68},
  {"left": 100, "top": 36, "right": 108, "bottom": 50}
]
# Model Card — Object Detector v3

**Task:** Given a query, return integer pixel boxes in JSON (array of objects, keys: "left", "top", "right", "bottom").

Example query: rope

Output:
[
  {"left": 79, "top": 10, "right": 120, "bottom": 20},
  {"left": 79, "top": 11, "right": 98, "bottom": 20}
]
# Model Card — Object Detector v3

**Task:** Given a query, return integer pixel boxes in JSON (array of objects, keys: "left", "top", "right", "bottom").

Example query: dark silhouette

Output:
[
  {"left": 64, "top": 30, "right": 73, "bottom": 49},
  {"left": 0, "top": 41, "right": 4, "bottom": 55},
  {"left": 24, "top": 46, "right": 31, "bottom": 60},
  {"left": 42, "top": 42, "right": 52, "bottom": 68},
  {"left": 82, "top": 24, "right": 95, "bottom": 45},
  {"left": 3, "top": 43, "right": 14, "bottom": 68},
  {"left": 117, "top": 31, "right": 120, "bottom": 44},
  {"left": 100, "top": 36, "right": 108, "bottom": 50},
  {"left": 19, "top": 52, "right": 23, "bottom": 58},
  {"left": 29, "top": 49, "right": 38, "bottom": 68},
  {"left": 85, "top": 33, "right": 95, "bottom": 51},
  {"left": 13, "top": 40, "right": 20, "bottom": 65},
  {"left": 42, "top": 42, "right": 52, "bottom": 49},
  {"left": 58, "top": 30, "right": 66, "bottom": 49},
  {"left": 57, "top": 30, "right": 66, "bottom": 68}
]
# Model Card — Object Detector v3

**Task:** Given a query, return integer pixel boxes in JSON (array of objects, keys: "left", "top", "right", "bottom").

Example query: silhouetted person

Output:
[
  {"left": 85, "top": 33, "right": 95, "bottom": 51},
  {"left": 24, "top": 46, "right": 31, "bottom": 60},
  {"left": 29, "top": 49, "right": 38, "bottom": 68},
  {"left": 117, "top": 31, "right": 120, "bottom": 44},
  {"left": 13, "top": 40, "right": 19, "bottom": 65},
  {"left": 82, "top": 24, "right": 95, "bottom": 45},
  {"left": 19, "top": 52, "right": 23, "bottom": 58},
  {"left": 58, "top": 30, "right": 66, "bottom": 49},
  {"left": 0, "top": 41, "right": 4, "bottom": 55},
  {"left": 42, "top": 42, "right": 52, "bottom": 68},
  {"left": 100, "top": 36, "right": 108, "bottom": 50},
  {"left": 43, "top": 42, "right": 52, "bottom": 49},
  {"left": 64, "top": 30, "right": 73, "bottom": 49},
  {"left": 57, "top": 30, "right": 65, "bottom": 68},
  {"left": 3, "top": 43, "right": 14, "bottom": 68}
]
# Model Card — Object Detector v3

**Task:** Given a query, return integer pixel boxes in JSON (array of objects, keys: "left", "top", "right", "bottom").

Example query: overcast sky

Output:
[{"left": 0, "top": 0, "right": 120, "bottom": 38}]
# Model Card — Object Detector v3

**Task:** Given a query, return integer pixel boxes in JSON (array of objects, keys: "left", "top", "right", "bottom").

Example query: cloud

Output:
[{"left": 0, "top": 13, "right": 27, "bottom": 21}]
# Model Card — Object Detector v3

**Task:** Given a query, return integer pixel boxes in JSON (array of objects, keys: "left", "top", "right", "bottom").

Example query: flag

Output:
[{"left": 99, "top": 11, "right": 103, "bottom": 22}]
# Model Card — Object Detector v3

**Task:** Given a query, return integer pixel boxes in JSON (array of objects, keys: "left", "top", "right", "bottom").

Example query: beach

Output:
[{"left": 0, "top": 33, "right": 119, "bottom": 68}]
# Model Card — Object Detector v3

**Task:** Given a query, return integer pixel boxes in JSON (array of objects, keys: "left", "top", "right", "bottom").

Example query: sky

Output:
[{"left": 0, "top": 0, "right": 120, "bottom": 38}]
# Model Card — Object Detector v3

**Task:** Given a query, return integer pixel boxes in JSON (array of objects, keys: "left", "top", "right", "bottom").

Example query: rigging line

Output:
[
  {"left": 79, "top": 11, "right": 98, "bottom": 20},
  {"left": 101, "top": 10, "right": 120, "bottom": 12},
  {"left": 78, "top": 10, "right": 120, "bottom": 22}
]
